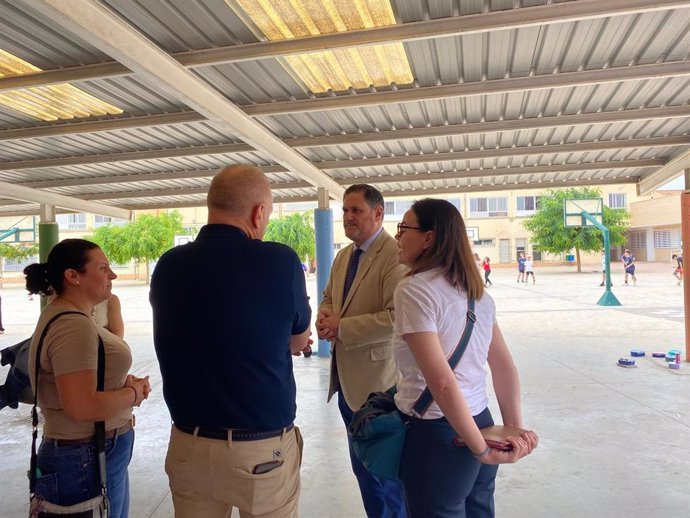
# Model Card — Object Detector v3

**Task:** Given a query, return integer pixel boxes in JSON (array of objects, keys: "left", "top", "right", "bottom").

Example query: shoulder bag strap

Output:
[
  {"left": 95, "top": 334, "right": 107, "bottom": 498},
  {"left": 410, "top": 299, "right": 476, "bottom": 417},
  {"left": 30, "top": 311, "right": 107, "bottom": 496}
]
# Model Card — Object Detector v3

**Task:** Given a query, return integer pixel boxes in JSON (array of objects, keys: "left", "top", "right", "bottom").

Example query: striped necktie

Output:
[{"left": 342, "top": 248, "right": 363, "bottom": 300}]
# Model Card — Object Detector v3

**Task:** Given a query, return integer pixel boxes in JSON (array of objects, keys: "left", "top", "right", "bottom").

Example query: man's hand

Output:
[
  {"left": 293, "top": 336, "right": 314, "bottom": 356},
  {"left": 316, "top": 309, "right": 340, "bottom": 342}
]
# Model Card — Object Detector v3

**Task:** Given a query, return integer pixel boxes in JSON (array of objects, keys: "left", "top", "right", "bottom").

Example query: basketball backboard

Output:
[{"left": 564, "top": 199, "right": 603, "bottom": 228}]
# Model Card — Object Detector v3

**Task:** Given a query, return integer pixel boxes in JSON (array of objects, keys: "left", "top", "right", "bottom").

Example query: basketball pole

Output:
[{"left": 580, "top": 211, "right": 622, "bottom": 307}]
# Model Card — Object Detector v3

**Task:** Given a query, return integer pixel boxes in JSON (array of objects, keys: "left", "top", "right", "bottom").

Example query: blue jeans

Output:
[
  {"left": 400, "top": 408, "right": 499, "bottom": 518},
  {"left": 338, "top": 391, "right": 407, "bottom": 518},
  {"left": 35, "top": 428, "right": 135, "bottom": 518}
]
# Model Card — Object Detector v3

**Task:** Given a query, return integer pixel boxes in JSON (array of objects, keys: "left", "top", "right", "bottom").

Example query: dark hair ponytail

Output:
[
  {"left": 24, "top": 262, "right": 52, "bottom": 296},
  {"left": 24, "top": 239, "right": 99, "bottom": 296}
]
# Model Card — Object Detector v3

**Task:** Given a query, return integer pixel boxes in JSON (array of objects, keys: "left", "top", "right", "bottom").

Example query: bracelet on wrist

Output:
[
  {"left": 473, "top": 446, "right": 491, "bottom": 459},
  {"left": 126, "top": 386, "right": 137, "bottom": 406}
]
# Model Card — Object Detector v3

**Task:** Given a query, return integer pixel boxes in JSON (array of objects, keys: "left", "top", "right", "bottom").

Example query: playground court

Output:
[{"left": 1, "top": 262, "right": 688, "bottom": 518}]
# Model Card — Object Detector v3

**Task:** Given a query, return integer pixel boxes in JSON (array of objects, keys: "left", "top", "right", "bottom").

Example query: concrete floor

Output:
[{"left": 1, "top": 262, "right": 689, "bottom": 517}]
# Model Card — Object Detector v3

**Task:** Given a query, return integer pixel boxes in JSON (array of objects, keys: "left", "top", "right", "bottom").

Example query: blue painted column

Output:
[{"left": 315, "top": 188, "right": 334, "bottom": 357}]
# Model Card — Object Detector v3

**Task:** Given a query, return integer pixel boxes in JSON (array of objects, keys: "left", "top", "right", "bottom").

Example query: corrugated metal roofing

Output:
[{"left": 0, "top": 0, "right": 689, "bottom": 215}]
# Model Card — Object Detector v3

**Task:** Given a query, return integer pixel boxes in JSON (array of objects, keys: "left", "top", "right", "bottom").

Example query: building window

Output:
[
  {"left": 627, "top": 231, "right": 646, "bottom": 249},
  {"left": 383, "top": 200, "right": 414, "bottom": 217},
  {"left": 385, "top": 199, "right": 459, "bottom": 216},
  {"left": 472, "top": 239, "right": 495, "bottom": 246},
  {"left": 283, "top": 202, "right": 317, "bottom": 212},
  {"left": 94, "top": 215, "right": 127, "bottom": 228},
  {"left": 470, "top": 197, "right": 508, "bottom": 218},
  {"left": 516, "top": 196, "right": 540, "bottom": 216},
  {"left": 56, "top": 213, "right": 86, "bottom": 230},
  {"left": 2, "top": 255, "right": 38, "bottom": 273},
  {"left": 653, "top": 229, "right": 682, "bottom": 248},
  {"left": 608, "top": 193, "right": 627, "bottom": 209}
]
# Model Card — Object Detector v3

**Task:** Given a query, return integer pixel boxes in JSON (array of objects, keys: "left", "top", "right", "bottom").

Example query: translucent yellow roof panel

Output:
[
  {"left": 0, "top": 50, "right": 123, "bottom": 121},
  {"left": 230, "top": 0, "right": 414, "bottom": 93}
]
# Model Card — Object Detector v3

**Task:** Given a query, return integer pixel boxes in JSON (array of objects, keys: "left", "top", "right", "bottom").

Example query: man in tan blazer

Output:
[{"left": 317, "top": 184, "right": 408, "bottom": 518}]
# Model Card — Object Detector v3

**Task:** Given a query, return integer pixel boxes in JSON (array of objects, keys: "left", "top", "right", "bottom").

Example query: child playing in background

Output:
[
  {"left": 517, "top": 251, "right": 526, "bottom": 283},
  {"left": 525, "top": 255, "right": 535, "bottom": 284},
  {"left": 672, "top": 254, "right": 683, "bottom": 286}
]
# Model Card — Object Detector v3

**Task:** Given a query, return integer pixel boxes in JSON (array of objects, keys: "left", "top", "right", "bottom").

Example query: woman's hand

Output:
[
  {"left": 124, "top": 375, "right": 151, "bottom": 407},
  {"left": 478, "top": 430, "right": 539, "bottom": 465}
]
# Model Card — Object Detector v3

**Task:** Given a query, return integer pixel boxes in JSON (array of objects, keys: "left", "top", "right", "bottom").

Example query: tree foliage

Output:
[
  {"left": 264, "top": 212, "right": 315, "bottom": 262},
  {"left": 88, "top": 211, "right": 184, "bottom": 266},
  {"left": 522, "top": 187, "right": 629, "bottom": 272},
  {"left": 0, "top": 242, "right": 38, "bottom": 261}
]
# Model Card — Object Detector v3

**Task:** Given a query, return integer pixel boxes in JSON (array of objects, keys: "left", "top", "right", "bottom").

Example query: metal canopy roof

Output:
[{"left": 1, "top": 0, "right": 689, "bottom": 217}]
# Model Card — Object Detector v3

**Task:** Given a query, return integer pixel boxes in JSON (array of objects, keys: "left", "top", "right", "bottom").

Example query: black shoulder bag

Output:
[
  {"left": 348, "top": 300, "right": 476, "bottom": 480},
  {"left": 29, "top": 311, "right": 109, "bottom": 518}
]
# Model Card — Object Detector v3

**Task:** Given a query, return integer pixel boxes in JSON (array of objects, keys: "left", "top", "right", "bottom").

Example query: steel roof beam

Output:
[
  {"left": 291, "top": 105, "right": 690, "bottom": 148},
  {"left": 91, "top": 176, "right": 642, "bottom": 203},
  {"left": 24, "top": 0, "right": 345, "bottom": 198},
  {"left": 0, "top": 143, "right": 254, "bottom": 171},
  {"left": 0, "top": 112, "right": 206, "bottom": 141},
  {"left": 312, "top": 138, "right": 689, "bottom": 169},
  {"left": 0, "top": 180, "right": 131, "bottom": 218},
  {"left": 2, "top": 161, "right": 656, "bottom": 205},
  {"left": 343, "top": 160, "right": 661, "bottom": 185},
  {"left": 13, "top": 159, "right": 663, "bottom": 191},
  {"left": 638, "top": 148, "right": 690, "bottom": 195},
  {"left": 0, "top": 147, "right": 311, "bottom": 171},
  {"left": 13, "top": 167, "right": 287, "bottom": 188},
  {"left": 3, "top": 104, "right": 689, "bottom": 144},
  {"left": 243, "top": 62, "right": 690, "bottom": 116},
  {"left": 2, "top": 136, "right": 687, "bottom": 172},
  {"left": 376, "top": 177, "right": 639, "bottom": 197},
  {"left": 0, "top": 175, "right": 641, "bottom": 216},
  {"left": 5, "top": 0, "right": 690, "bottom": 92}
]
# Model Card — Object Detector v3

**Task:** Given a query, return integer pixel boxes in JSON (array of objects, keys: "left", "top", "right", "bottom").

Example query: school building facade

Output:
[{"left": 0, "top": 182, "right": 681, "bottom": 280}]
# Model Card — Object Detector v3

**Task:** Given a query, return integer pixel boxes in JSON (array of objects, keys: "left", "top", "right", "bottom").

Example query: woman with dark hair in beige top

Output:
[{"left": 25, "top": 239, "right": 150, "bottom": 518}]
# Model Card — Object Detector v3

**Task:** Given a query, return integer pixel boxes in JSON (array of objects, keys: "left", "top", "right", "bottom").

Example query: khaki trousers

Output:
[{"left": 165, "top": 425, "right": 303, "bottom": 518}]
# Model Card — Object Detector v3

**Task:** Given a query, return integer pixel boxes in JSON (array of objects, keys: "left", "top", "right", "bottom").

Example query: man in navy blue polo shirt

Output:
[{"left": 150, "top": 164, "right": 311, "bottom": 518}]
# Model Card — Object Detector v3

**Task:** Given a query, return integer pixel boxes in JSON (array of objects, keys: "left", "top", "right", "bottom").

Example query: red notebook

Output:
[{"left": 453, "top": 425, "right": 528, "bottom": 451}]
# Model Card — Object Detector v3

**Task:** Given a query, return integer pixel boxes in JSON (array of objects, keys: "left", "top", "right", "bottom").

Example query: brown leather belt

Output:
[{"left": 46, "top": 419, "right": 134, "bottom": 446}]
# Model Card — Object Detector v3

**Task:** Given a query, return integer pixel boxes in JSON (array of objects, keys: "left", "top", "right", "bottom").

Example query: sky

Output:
[{"left": 661, "top": 176, "right": 686, "bottom": 190}]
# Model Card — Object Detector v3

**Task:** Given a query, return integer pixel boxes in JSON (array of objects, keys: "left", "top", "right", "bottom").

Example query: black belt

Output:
[
  {"left": 47, "top": 420, "right": 134, "bottom": 446},
  {"left": 175, "top": 423, "right": 293, "bottom": 442}
]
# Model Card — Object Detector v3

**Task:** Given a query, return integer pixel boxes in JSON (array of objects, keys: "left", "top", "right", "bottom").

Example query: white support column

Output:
[
  {"left": 645, "top": 227, "right": 655, "bottom": 262},
  {"left": 318, "top": 187, "right": 330, "bottom": 210},
  {"left": 39, "top": 204, "right": 56, "bottom": 223}
]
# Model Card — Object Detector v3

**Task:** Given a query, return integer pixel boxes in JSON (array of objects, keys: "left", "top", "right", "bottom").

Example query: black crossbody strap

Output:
[
  {"left": 411, "top": 299, "right": 476, "bottom": 417},
  {"left": 30, "top": 311, "right": 106, "bottom": 496}
]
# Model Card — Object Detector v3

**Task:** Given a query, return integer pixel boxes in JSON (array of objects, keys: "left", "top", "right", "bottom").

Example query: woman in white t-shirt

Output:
[
  {"left": 93, "top": 294, "right": 125, "bottom": 338},
  {"left": 393, "top": 199, "right": 538, "bottom": 518}
]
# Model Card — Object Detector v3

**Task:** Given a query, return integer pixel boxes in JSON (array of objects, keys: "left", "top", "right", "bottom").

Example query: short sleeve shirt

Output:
[
  {"left": 393, "top": 269, "right": 497, "bottom": 418},
  {"left": 29, "top": 303, "right": 132, "bottom": 439},
  {"left": 150, "top": 225, "right": 311, "bottom": 430},
  {"left": 622, "top": 255, "right": 635, "bottom": 269}
]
